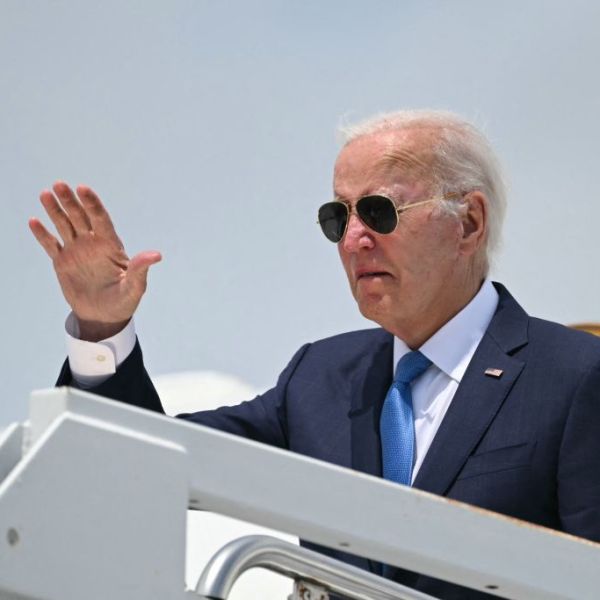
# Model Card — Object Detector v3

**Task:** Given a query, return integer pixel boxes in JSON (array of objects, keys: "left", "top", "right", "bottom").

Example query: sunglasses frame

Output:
[{"left": 317, "top": 192, "right": 464, "bottom": 243}]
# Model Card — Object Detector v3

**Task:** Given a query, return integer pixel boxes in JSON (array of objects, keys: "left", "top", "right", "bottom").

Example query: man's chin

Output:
[{"left": 356, "top": 298, "right": 391, "bottom": 327}]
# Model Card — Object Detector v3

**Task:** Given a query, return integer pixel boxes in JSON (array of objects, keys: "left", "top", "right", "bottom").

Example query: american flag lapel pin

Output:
[{"left": 484, "top": 368, "right": 504, "bottom": 378}]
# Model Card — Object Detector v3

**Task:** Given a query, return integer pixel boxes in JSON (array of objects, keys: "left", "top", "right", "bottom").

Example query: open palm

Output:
[{"left": 29, "top": 182, "right": 161, "bottom": 341}]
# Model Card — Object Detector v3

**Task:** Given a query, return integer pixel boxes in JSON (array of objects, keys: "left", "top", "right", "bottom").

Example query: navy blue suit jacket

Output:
[{"left": 58, "top": 283, "right": 600, "bottom": 599}]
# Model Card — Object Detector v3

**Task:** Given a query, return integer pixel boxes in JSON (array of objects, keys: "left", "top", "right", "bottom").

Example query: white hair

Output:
[{"left": 338, "top": 109, "right": 507, "bottom": 267}]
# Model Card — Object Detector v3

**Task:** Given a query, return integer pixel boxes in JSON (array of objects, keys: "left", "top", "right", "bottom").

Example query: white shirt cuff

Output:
[{"left": 65, "top": 313, "right": 137, "bottom": 388}]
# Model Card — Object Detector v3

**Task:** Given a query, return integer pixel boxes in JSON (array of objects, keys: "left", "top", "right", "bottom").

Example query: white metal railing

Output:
[{"left": 0, "top": 387, "right": 599, "bottom": 600}]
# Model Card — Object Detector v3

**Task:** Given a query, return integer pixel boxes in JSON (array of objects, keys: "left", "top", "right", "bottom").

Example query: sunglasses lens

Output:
[
  {"left": 318, "top": 202, "right": 348, "bottom": 243},
  {"left": 357, "top": 196, "right": 398, "bottom": 234}
]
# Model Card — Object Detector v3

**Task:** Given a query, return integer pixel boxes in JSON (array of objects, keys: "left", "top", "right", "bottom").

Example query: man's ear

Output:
[{"left": 459, "top": 191, "right": 488, "bottom": 255}]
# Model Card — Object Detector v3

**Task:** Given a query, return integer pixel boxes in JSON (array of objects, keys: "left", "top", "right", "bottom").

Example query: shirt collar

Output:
[{"left": 393, "top": 279, "right": 499, "bottom": 383}]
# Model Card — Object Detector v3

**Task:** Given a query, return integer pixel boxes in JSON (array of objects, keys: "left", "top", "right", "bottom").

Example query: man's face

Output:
[{"left": 333, "top": 129, "right": 470, "bottom": 344}]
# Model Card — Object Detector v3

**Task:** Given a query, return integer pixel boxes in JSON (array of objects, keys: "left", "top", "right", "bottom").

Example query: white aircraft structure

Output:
[
  {"left": 1, "top": 376, "right": 599, "bottom": 599},
  {"left": 0, "top": 385, "right": 600, "bottom": 600}
]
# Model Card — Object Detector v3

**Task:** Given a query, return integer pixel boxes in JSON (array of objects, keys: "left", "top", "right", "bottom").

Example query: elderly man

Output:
[{"left": 30, "top": 110, "right": 600, "bottom": 599}]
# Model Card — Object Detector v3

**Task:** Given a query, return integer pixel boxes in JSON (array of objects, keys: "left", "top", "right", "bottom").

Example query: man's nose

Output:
[{"left": 341, "top": 213, "right": 374, "bottom": 252}]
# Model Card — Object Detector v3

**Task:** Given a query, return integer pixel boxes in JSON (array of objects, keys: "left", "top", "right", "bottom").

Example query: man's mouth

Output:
[{"left": 357, "top": 271, "right": 391, "bottom": 280}]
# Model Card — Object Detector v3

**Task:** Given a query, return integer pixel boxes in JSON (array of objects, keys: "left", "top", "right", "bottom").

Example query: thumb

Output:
[{"left": 128, "top": 250, "right": 162, "bottom": 284}]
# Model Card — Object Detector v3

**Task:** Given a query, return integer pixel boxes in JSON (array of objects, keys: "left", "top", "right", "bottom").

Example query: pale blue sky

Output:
[{"left": 2, "top": 0, "right": 600, "bottom": 425}]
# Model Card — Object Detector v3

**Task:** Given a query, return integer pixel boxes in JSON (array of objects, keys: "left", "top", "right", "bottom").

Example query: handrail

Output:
[{"left": 195, "top": 535, "right": 439, "bottom": 600}]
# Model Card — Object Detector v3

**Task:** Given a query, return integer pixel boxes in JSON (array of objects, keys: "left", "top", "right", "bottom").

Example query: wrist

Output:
[{"left": 76, "top": 318, "right": 130, "bottom": 342}]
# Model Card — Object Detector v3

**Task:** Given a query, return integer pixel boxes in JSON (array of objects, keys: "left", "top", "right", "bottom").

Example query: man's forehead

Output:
[{"left": 333, "top": 128, "right": 436, "bottom": 193}]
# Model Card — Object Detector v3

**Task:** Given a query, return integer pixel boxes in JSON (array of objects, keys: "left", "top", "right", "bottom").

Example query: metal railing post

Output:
[{"left": 194, "top": 535, "right": 439, "bottom": 600}]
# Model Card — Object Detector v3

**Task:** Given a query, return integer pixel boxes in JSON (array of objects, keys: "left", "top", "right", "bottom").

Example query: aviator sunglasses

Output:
[{"left": 317, "top": 193, "right": 462, "bottom": 243}]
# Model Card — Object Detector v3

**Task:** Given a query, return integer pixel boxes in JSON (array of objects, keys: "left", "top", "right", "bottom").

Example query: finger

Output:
[
  {"left": 53, "top": 181, "right": 92, "bottom": 234},
  {"left": 127, "top": 250, "right": 162, "bottom": 290},
  {"left": 76, "top": 185, "right": 122, "bottom": 243},
  {"left": 28, "top": 217, "right": 62, "bottom": 260},
  {"left": 129, "top": 251, "right": 162, "bottom": 274},
  {"left": 39, "top": 189, "right": 76, "bottom": 244}
]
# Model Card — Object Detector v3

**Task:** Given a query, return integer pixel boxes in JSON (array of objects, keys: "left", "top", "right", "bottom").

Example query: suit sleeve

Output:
[
  {"left": 56, "top": 339, "right": 312, "bottom": 449},
  {"left": 557, "top": 361, "right": 600, "bottom": 541}
]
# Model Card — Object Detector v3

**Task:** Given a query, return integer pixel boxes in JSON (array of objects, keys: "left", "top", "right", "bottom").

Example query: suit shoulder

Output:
[
  {"left": 295, "top": 327, "right": 391, "bottom": 368},
  {"left": 528, "top": 316, "right": 600, "bottom": 346},
  {"left": 310, "top": 327, "right": 390, "bottom": 350},
  {"left": 528, "top": 316, "right": 600, "bottom": 367}
]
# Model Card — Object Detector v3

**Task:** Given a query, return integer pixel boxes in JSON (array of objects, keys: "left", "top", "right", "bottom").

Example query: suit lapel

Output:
[
  {"left": 413, "top": 283, "right": 529, "bottom": 496},
  {"left": 412, "top": 336, "right": 524, "bottom": 495},
  {"left": 348, "top": 331, "right": 393, "bottom": 478}
]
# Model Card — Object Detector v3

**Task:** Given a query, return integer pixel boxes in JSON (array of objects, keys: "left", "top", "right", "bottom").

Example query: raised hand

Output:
[{"left": 29, "top": 182, "right": 161, "bottom": 341}]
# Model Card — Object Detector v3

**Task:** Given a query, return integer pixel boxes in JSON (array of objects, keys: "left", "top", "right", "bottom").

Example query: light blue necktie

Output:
[{"left": 380, "top": 350, "right": 432, "bottom": 486}]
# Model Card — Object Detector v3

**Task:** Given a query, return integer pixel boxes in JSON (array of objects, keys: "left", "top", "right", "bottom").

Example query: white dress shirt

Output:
[{"left": 66, "top": 280, "right": 499, "bottom": 481}]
